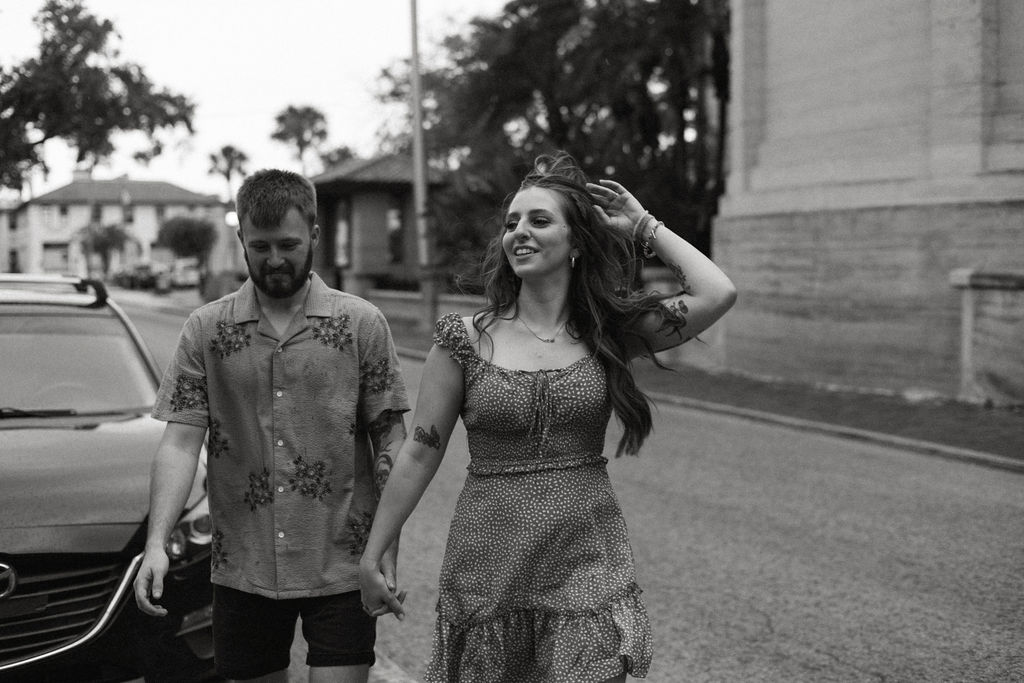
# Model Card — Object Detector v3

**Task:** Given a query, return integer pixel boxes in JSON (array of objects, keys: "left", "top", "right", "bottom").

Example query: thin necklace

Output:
[{"left": 516, "top": 316, "right": 565, "bottom": 343}]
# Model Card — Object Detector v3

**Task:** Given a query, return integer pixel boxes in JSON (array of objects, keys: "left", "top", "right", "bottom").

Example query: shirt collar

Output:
[{"left": 232, "top": 272, "right": 334, "bottom": 324}]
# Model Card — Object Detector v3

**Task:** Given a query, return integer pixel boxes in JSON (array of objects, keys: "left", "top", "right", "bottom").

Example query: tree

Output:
[
  {"left": 0, "top": 0, "right": 195, "bottom": 192},
  {"left": 271, "top": 105, "right": 328, "bottom": 174},
  {"left": 208, "top": 144, "right": 249, "bottom": 202},
  {"left": 374, "top": 0, "right": 730, "bottom": 271},
  {"left": 78, "top": 222, "right": 133, "bottom": 276},
  {"left": 319, "top": 144, "right": 357, "bottom": 170},
  {"left": 157, "top": 216, "right": 217, "bottom": 267}
]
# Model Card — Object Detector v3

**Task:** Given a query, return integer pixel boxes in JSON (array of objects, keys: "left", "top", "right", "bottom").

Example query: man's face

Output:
[{"left": 239, "top": 207, "right": 319, "bottom": 298}]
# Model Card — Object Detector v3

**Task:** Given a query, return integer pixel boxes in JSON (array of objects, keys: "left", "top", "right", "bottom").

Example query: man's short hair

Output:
[{"left": 236, "top": 169, "right": 317, "bottom": 231}]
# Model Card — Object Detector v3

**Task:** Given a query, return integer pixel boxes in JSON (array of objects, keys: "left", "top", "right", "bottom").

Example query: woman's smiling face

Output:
[{"left": 502, "top": 186, "right": 574, "bottom": 280}]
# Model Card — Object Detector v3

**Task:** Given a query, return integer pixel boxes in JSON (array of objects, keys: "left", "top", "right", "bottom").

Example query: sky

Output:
[{"left": 0, "top": 0, "right": 508, "bottom": 201}]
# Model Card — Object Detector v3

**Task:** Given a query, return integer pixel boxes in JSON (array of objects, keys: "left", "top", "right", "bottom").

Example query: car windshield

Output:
[{"left": 0, "top": 311, "right": 157, "bottom": 413}]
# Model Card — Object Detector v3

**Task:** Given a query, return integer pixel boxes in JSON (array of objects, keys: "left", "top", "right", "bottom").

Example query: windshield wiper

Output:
[{"left": 0, "top": 407, "right": 79, "bottom": 418}]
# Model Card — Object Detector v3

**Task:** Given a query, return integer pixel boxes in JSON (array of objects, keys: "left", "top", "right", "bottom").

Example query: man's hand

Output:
[{"left": 134, "top": 547, "right": 170, "bottom": 617}]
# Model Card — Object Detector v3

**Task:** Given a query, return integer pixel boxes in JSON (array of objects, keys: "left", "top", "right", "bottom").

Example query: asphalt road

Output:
[{"left": 127, "top": 303, "right": 1024, "bottom": 682}]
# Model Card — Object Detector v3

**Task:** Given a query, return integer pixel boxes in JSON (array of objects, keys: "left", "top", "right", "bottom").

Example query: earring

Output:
[{"left": 571, "top": 254, "right": 577, "bottom": 269}]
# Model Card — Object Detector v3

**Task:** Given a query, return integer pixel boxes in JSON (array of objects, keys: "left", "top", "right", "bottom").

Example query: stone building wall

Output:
[{"left": 715, "top": 0, "right": 1024, "bottom": 400}]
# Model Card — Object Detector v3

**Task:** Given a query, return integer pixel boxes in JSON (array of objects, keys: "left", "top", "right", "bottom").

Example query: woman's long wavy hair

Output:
[{"left": 473, "top": 152, "right": 668, "bottom": 456}]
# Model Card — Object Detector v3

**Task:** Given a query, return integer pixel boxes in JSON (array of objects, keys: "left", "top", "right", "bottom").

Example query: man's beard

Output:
[{"left": 245, "top": 248, "right": 314, "bottom": 298}]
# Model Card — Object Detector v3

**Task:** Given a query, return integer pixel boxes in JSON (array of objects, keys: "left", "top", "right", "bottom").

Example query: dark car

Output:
[
  {"left": 0, "top": 275, "right": 215, "bottom": 682},
  {"left": 111, "top": 262, "right": 170, "bottom": 291}
]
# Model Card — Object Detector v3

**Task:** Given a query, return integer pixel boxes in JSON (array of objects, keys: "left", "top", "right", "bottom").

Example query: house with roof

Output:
[
  {"left": 310, "top": 154, "right": 445, "bottom": 297},
  {"left": 3, "top": 169, "right": 230, "bottom": 276}
]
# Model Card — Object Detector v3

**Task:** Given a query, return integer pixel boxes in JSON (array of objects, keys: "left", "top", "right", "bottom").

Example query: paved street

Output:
[{"left": 126, "top": 300, "right": 1024, "bottom": 682}]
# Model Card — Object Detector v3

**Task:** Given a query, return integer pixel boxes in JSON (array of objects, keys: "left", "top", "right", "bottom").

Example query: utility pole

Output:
[{"left": 410, "top": 0, "right": 437, "bottom": 332}]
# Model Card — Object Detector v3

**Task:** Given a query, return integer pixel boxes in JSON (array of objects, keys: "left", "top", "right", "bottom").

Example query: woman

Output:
[{"left": 360, "top": 153, "right": 736, "bottom": 682}]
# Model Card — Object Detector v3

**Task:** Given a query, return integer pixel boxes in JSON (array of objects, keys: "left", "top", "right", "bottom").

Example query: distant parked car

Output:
[
  {"left": 170, "top": 258, "right": 202, "bottom": 289},
  {"left": 110, "top": 262, "right": 169, "bottom": 290},
  {"left": 0, "top": 274, "right": 215, "bottom": 682}
]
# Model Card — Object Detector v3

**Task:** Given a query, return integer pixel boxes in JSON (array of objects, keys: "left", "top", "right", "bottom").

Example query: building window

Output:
[
  {"left": 90, "top": 203, "right": 102, "bottom": 223},
  {"left": 8, "top": 250, "right": 20, "bottom": 273},
  {"left": 386, "top": 205, "right": 404, "bottom": 264},
  {"left": 59, "top": 204, "right": 68, "bottom": 217},
  {"left": 42, "top": 206, "right": 57, "bottom": 231},
  {"left": 42, "top": 242, "right": 69, "bottom": 272},
  {"left": 156, "top": 205, "right": 165, "bottom": 221},
  {"left": 334, "top": 200, "right": 350, "bottom": 269}
]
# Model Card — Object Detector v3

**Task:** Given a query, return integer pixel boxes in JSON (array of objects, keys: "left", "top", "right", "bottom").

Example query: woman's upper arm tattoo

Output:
[
  {"left": 656, "top": 298, "right": 689, "bottom": 339},
  {"left": 414, "top": 425, "right": 441, "bottom": 450}
]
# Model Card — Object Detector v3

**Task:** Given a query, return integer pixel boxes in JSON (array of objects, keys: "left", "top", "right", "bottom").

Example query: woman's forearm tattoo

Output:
[
  {"left": 414, "top": 424, "right": 441, "bottom": 449},
  {"left": 668, "top": 263, "right": 693, "bottom": 295}
]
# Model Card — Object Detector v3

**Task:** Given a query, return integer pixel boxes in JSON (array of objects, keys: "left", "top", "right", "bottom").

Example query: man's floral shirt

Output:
[{"left": 153, "top": 274, "right": 409, "bottom": 598}]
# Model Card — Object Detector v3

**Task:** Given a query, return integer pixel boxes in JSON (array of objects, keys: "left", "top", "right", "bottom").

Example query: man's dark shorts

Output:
[{"left": 212, "top": 585, "right": 376, "bottom": 679}]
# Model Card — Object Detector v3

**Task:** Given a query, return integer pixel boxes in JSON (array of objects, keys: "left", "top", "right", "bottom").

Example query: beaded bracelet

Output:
[
  {"left": 631, "top": 212, "right": 654, "bottom": 241},
  {"left": 640, "top": 217, "right": 661, "bottom": 259},
  {"left": 631, "top": 211, "right": 659, "bottom": 256}
]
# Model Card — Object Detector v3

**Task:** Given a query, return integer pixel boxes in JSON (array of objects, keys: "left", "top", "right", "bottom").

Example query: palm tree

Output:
[
  {"left": 271, "top": 105, "right": 328, "bottom": 174},
  {"left": 208, "top": 144, "right": 249, "bottom": 202},
  {"left": 78, "top": 222, "right": 133, "bottom": 277}
]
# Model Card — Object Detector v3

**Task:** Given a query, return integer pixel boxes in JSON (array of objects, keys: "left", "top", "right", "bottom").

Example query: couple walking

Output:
[{"left": 135, "top": 153, "right": 736, "bottom": 683}]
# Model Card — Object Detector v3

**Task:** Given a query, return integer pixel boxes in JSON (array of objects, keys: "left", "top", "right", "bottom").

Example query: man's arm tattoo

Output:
[
  {"left": 414, "top": 425, "right": 441, "bottom": 450},
  {"left": 368, "top": 410, "right": 404, "bottom": 498}
]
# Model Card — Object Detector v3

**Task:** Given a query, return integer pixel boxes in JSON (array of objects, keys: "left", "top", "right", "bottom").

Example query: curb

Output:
[
  {"left": 394, "top": 346, "right": 1024, "bottom": 476},
  {"left": 644, "top": 391, "right": 1024, "bottom": 475}
]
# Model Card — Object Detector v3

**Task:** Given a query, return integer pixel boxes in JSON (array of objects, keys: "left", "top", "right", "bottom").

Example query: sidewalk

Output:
[
  {"left": 127, "top": 286, "right": 1024, "bottom": 473},
  {"left": 383, "top": 318, "right": 1024, "bottom": 474}
]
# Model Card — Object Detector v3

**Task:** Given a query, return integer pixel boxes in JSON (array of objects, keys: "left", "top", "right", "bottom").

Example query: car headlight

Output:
[
  {"left": 166, "top": 449, "right": 212, "bottom": 562},
  {"left": 166, "top": 495, "right": 212, "bottom": 561}
]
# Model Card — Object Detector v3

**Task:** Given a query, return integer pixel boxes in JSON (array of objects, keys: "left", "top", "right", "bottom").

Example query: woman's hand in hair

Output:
[{"left": 587, "top": 179, "right": 647, "bottom": 240}]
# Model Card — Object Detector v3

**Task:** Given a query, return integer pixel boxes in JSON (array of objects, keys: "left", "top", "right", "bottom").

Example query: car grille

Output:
[{"left": 0, "top": 554, "right": 138, "bottom": 669}]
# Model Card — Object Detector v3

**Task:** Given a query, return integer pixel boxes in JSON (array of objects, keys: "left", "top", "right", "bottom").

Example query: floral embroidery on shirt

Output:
[
  {"left": 347, "top": 509, "right": 374, "bottom": 556},
  {"left": 170, "top": 374, "right": 208, "bottom": 412},
  {"left": 211, "top": 528, "right": 228, "bottom": 570},
  {"left": 289, "top": 455, "right": 332, "bottom": 501},
  {"left": 210, "top": 320, "right": 251, "bottom": 359},
  {"left": 206, "top": 417, "right": 229, "bottom": 459},
  {"left": 312, "top": 315, "right": 353, "bottom": 351},
  {"left": 243, "top": 467, "right": 274, "bottom": 511},
  {"left": 360, "top": 357, "right": 395, "bottom": 394}
]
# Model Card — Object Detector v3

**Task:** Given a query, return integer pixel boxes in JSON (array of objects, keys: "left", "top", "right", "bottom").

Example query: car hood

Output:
[{"left": 0, "top": 413, "right": 197, "bottom": 554}]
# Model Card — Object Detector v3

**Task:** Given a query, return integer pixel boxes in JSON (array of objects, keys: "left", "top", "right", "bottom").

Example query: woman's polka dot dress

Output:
[{"left": 425, "top": 313, "right": 652, "bottom": 682}]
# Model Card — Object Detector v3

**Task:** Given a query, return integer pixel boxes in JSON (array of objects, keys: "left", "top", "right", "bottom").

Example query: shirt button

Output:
[
  {"left": 277, "top": 531, "right": 285, "bottom": 539},
  {"left": 276, "top": 347, "right": 283, "bottom": 353},
  {"left": 276, "top": 390, "right": 283, "bottom": 397},
  {"left": 277, "top": 439, "right": 284, "bottom": 446},
  {"left": 277, "top": 486, "right": 285, "bottom": 493}
]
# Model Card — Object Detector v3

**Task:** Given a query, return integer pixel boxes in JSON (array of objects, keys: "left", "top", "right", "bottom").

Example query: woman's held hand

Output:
[{"left": 359, "top": 558, "right": 407, "bottom": 620}]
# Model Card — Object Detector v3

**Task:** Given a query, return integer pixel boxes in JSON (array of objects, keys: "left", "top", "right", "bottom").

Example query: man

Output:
[{"left": 134, "top": 169, "right": 409, "bottom": 682}]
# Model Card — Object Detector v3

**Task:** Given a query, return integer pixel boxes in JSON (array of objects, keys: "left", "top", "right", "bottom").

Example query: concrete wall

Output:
[
  {"left": 716, "top": 0, "right": 1024, "bottom": 400},
  {"left": 951, "top": 270, "right": 1024, "bottom": 406}
]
